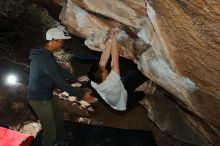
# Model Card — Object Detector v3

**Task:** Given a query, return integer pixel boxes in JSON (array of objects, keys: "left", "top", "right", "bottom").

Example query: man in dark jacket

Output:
[{"left": 28, "top": 27, "right": 95, "bottom": 146}]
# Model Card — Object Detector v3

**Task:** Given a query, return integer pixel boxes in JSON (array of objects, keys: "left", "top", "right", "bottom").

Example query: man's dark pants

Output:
[{"left": 29, "top": 97, "right": 65, "bottom": 146}]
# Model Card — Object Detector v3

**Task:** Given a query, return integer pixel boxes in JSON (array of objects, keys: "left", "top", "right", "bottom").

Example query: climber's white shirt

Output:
[{"left": 91, "top": 71, "right": 127, "bottom": 111}]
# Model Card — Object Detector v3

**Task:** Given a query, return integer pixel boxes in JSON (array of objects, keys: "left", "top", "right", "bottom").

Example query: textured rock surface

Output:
[
  {"left": 39, "top": 0, "right": 220, "bottom": 145},
  {"left": 141, "top": 90, "right": 211, "bottom": 146},
  {"left": 149, "top": 0, "right": 220, "bottom": 98}
]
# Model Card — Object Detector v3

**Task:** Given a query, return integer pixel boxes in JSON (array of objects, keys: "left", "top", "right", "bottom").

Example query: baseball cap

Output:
[{"left": 46, "top": 28, "right": 71, "bottom": 40}]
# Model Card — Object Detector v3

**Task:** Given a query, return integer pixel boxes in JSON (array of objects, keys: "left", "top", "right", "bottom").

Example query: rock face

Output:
[
  {"left": 141, "top": 90, "right": 212, "bottom": 146},
  {"left": 40, "top": 0, "right": 220, "bottom": 145}
]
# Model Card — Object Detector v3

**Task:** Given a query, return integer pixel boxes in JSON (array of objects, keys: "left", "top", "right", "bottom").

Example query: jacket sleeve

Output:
[
  {"left": 41, "top": 56, "right": 84, "bottom": 99},
  {"left": 58, "top": 66, "right": 77, "bottom": 82}
]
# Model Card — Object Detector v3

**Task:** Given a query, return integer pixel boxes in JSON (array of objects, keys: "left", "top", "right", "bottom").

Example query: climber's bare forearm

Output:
[
  {"left": 111, "top": 32, "right": 120, "bottom": 75},
  {"left": 99, "top": 40, "right": 112, "bottom": 68}
]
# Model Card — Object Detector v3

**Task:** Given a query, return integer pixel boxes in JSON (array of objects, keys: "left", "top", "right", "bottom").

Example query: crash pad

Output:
[{"left": 0, "top": 126, "right": 34, "bottom": 146}]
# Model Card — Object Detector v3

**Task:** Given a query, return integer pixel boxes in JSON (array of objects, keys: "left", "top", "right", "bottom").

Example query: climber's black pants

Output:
[{"left": 121, "top": 71, "right": 147, "bottom": 108}]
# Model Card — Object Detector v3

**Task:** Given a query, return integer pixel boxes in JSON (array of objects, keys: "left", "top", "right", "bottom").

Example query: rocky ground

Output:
[{"left": 0, "top": 91, "right": 193, "bottom": 146}]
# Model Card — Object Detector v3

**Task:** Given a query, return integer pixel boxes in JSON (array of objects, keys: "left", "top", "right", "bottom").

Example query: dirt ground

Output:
[{"left": 0, "top": 96, "right": 193, "bottom": 146}]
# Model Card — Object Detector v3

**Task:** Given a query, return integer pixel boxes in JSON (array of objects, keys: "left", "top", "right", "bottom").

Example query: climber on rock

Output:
[{"left": 87, "top": 28, "right": 147, "bottom": 111}]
